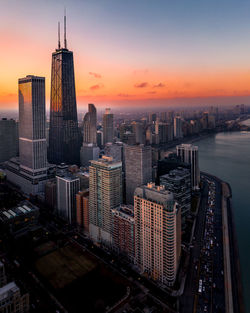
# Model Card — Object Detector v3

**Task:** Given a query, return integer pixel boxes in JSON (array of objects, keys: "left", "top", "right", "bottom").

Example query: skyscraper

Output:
[
  {"left": 0, "top": 118, "right": 18, "bottom": 163},
  {"left": 56, "top": 174, "right": 80, "bottom": 224},
  {"left": 134, "top": 183, "right": 181, "bottom": 286},
  {"left": 124, "top": 145, "right": 152, "bottom": 204},
  {"left": 89, "top": 156, "right": 122, "bottom": 245},
  {"left": 48, "top": 16, "right": 81, "bottom": 165},
  {"left": 82, "top": 103, "right": 97, "bottom": 144},
  {"left": 103, "top": 108, "right": 114, "bottom": 144},
  {"left": 6, "top": 75, "right": 48, "bottom": 195},
  {"left": 176, "top": 143, "right": 200, "bottom": 190}
]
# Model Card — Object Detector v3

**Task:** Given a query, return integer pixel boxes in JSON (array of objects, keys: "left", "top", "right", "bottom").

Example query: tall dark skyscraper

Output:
[{"left": 48, "top": 15, "right": 81, "bottom": 165}]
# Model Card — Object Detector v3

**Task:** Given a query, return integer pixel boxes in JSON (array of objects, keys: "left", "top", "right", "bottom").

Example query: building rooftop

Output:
[
  {"left": 0, "top": 282, "right": 19, "bottom": 301},
  {"left": 0, "top": 201, "right": 39, "bottom": 223},
  {"left": 161, "top": 167, "right": 190, "bottom": 181},
  {"left": 90, "top": 156, "right": 122, "bottom": 169}
]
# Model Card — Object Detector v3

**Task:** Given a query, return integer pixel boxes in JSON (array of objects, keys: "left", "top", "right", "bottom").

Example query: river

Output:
[{"left": 196, "top": 126, "right": 250, "bottom": 312}]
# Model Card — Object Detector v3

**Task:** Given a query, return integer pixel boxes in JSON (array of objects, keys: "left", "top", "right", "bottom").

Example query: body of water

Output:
[{"left": 196, "top": 129, "right": 250, "bottom": 312}]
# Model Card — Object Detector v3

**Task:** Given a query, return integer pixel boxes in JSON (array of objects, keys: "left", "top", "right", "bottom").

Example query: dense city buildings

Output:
[
  {"left": 48, "top": 17, "right": 81, "bottom": 165},
  {"left": 104, "top": 142, "right": 124, "bottom": 163},
  {"left": 103, "top": 108, "right": 114, "bottom": 144},
  {"left": 56, "top": 174, "right": 80, "bottom": 224},
  {"left": 160, "top": 167, "right": 191, "bottom": 218},
  {"left": 6, "top": 76, "right": 48, "bottom": 195},
  {"left": 89, "top": 156, "right": 122, "bottom": 245},
  {"left": 124, "top": 144, "right": 152, "bottom": 204},
  {"left": 45, "top": 179, "right": 57, "bottom": 210},
  {"left": 0, "top": 119, "right": 18, "bottom": 163},
  {"left": 134, "top": 183, "right": 181, "bottom": 286},
  {"left": 176, "top": 144, "right": 200, "bottom": 190},
  {"left": 111, "top": 204, "right": 135, "bottom": 262},
  {"left": 82, "top": 103, "right": 97, "bottom": 144}
]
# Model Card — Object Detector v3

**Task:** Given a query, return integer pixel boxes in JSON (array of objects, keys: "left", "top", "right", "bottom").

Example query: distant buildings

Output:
[
  {"left": 111, "top": 204, "right": 135, "bottom": 262},
  {"left": 48, "top": 19, "right": 81, "bottom": 165},
  {"left": 0, "top": 118, "right": 18, "bottom": 163},
  {"left": 89, "top": 156, "right": 122, "bottom": 245},
  {"left": 6, "top": 75, "right": 48, "bottom": 195},
  {"left": 56, "top": 175, "right": 80, "bottom": 224},
  {"left": 134, "top": 183, "right": 181, "bottom": 286},
  {"left": 160, "top": 167, "right": 191, "bottom": 218},
  {"left": 176, "top": 144, "right": 200, "bottom": 190},
  {"left": 124, "top": 145, "right": 152, "bottom": 204},
  {"left": 174, "top": 116, "right": 183, "bottom": 139},
  {"left": 103, "top": 108, "right": 114, "bottom": 144}
]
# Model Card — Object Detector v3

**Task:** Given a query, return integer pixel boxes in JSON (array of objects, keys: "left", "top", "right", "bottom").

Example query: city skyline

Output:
[{"left": 2, "top": 0, "right": 250, "bottom": 110}]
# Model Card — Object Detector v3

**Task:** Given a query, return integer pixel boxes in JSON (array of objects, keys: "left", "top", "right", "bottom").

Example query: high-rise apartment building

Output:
[
  {"left": 76, "top": 189, "right": 89, "bottom": 233},
  {"left": 89, "top": 156, "right": 122, "bottom": 245},
  {"left": 111, "top": 204, "right": 135, "bottom": 262},
  {"left": 82, "top": 103, "right": 97, "bottom": 144},
  {"left": 103, "top": 108, "right": 114, "bottom": 144},
  {"left": 124, "top": 145, "right": 152, "bottom": 204},
  {"left": 134, "top": 183, "right": 181, "bottom": 286},
  {"left": 0, "top": 119, "right": 18, "bottom": 163},
  {"left": 56, "top": 174, "right": 80, "bottom": 224},
  {"left": 160, "top": 167, "right": 191, "bottom": 218},
  {"left": 176, "top": 143, "right": 200, "bottom": 190},
  {"left": 48, "top": 16, "right": 81, "bottom": 165},
  {"left": 174, "top": 116, "right": 183, "bottom": 139},
  {"left": 6, "top": 76, "right": 48, "bottom": 195}
]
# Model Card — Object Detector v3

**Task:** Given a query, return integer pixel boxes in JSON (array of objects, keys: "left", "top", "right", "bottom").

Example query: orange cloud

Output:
[
  {"left": 134, "top": 82, "right": 148, "bottom": 88},
  {"left": 89, "top": 72, "right": 102, "bottom": 78}
]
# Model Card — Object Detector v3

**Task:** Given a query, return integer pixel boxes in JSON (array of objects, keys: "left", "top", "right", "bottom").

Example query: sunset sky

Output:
[{"left": 1, "top": 0, "right": 250, "bottom": 110}]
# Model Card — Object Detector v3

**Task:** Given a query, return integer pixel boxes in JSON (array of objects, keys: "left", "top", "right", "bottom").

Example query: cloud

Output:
[
  {"left": 90, "top": 84, "right": 103, "bottom": 91},
  {"left": 134, "top": 82, "right": 148, "bottom": 88},
  {"left": 153, "top": 83, "right": 165, "bottom": 88},
  {"left": 89, "top": 72, "right": 102, "bottom": 78},
  {"left": 117, "top": 93, "right": 134, "bottom": 97},
  {"left": 147, "top": 91, "right": 157, "bottom": 94}
]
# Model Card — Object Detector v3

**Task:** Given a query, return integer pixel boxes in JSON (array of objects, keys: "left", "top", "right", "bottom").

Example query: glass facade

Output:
[{"left": 48, "top": 48, "right": 81, "bottom": 165}]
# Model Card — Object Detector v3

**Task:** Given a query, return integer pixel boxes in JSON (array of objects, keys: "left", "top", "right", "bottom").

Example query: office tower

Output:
[
  {"left": 134, "top": 183, "right": 181, "bottom": 286},
  {"left": 6, "top": 76, "right": 48, "bottom": 195},
  {"left": 82, "top": 103, "right": 97, "bottom": 144},
  {"left": 124, "top": 145, "right": 152, "bottom": 204},
  {"left": 48, "top": 16, "right": 81, "bottom": 165},
  {"left": 76, "top": 189, "right": 89, "bottom": 233},
  {"left": 104, "top": 142, "right": 124, "bottom": 163},
  {"left": 103, "top": 108, "right": 114, "bottom": 144},
  {"left": 174, "top": 116, "right": 183, "bottom": 139},
  {"left": 45, "top": 180, "right": 57, "bottom": 210},
  {"left": 132, "top": 121, "right": 144, "bottom": 144},
  {"left": 176, "top": 144, "right": 200, "bottom": 190},
  {"left": 167, "top": 111, "right": 174, "bottom": 123},
  {"left": 160, "top": 167, "right": 191, "bottom": 218},
  {"left": 160, "top": 112, "right": 167, "bottom": 122},
  {"left": 111, "top": 204, "right": 135, "bottom": 262},
  {"left": 80, "top": 143, "right": 100, "bottom": 167},
  {"left": 0, "top": 118, "right": 18, "bottom": 163},
  {"left": 74, "top": 171, "right": 89, "bottom": 190},
  {"left": 56, "top": 174, "right": 80, "bottom": 224},
  {"left": 89, "top": 156, "right": 122, "bottom": 245}
]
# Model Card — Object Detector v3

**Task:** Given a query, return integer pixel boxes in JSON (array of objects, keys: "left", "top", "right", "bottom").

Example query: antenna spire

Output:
[
  {"left": 58, "top": 22, "right": 61, "bottom": 49},
  {"left": 64, "top": 7, "right": 67, "bottom": 49}
]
